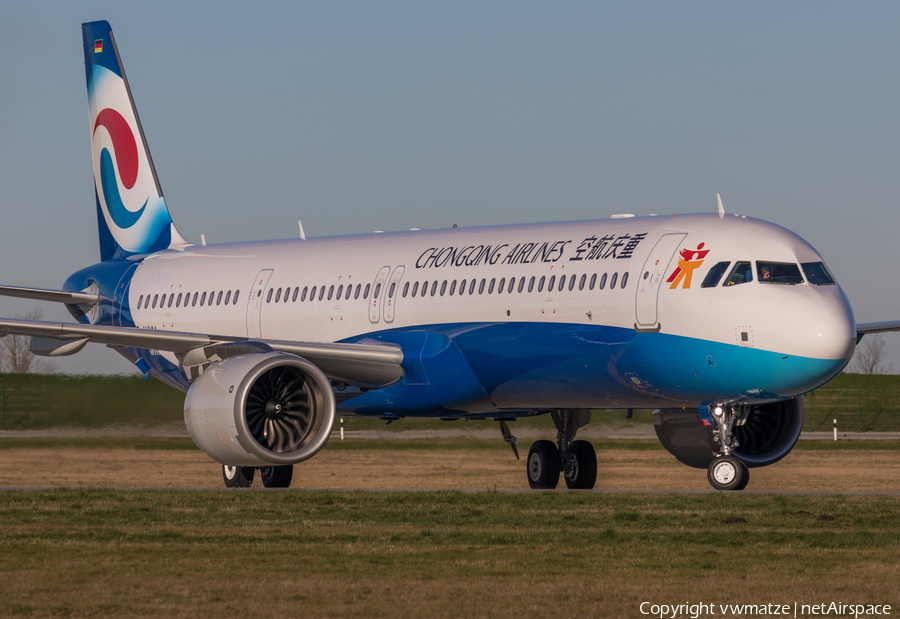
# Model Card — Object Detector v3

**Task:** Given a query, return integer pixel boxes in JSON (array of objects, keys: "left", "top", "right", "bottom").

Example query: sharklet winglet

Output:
[{"left": 717, "top": 193, "right": 725, "bottom": 219}]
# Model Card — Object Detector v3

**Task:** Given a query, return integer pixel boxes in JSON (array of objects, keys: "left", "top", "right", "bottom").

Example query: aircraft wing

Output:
[
  {"left": 0, "top": 285, "right": 99, "bottom": 306},
  {"left": 856, "top": 321, "right": 900, "bottom": 343},
  {"left": 0, "top": 317, "right": 403, "bottom": 388}
]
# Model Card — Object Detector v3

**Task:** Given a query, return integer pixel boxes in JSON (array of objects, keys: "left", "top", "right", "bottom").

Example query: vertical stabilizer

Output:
[{"left": 82, "top": 21, "right": 189, "bottom": 261}]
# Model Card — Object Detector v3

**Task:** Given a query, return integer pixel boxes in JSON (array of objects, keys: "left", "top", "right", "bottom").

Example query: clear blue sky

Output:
[{"left": 1, "top": 2, "right": 899, "bottom": 374}]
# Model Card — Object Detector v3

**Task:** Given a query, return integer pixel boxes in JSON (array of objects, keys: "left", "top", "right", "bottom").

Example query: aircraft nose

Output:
[{"left": 804, "top": 285, "right": 856, "bottom": 365}]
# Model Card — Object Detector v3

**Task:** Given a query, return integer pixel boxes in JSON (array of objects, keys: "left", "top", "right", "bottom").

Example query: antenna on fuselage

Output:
[
  {"left": 717, "top": 193, "right": 725, "bottom": 219},
  {"left": 298, "top": 220, "right": 307, "bottom": 240}
]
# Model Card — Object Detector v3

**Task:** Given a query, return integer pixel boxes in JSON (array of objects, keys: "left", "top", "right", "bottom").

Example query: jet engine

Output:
[
  {"left": 654, "top": 398, "right": 804, "bottom": 469},
  {"left": 184, "top": 352, "right": 336, "bottom": 467}
]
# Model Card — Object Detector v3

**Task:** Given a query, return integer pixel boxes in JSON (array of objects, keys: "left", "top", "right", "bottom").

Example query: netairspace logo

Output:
[{"left": 639, "top": 602, "right": 892, "bottom": 618}]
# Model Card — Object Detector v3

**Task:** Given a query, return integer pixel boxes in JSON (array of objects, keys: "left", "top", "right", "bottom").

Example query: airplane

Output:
[{"left": 1, "top": 20, "right": 898, "bottom": 491}]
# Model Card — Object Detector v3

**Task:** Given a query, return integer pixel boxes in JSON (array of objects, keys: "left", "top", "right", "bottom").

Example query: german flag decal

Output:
[{"left": 94, "top": 39, "right": 103, "bottom": 53}]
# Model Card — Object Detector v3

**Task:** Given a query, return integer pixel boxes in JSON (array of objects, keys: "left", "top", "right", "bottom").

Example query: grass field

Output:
[
  {"left": 2, "top": 371, "right": 900, "bottom": 433},
  {"left": 0, "top": 489, "right": 897, "bottom": 618}
]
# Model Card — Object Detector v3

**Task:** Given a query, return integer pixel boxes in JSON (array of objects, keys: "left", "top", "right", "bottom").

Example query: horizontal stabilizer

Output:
[
  {"left": 0, "top": 285, "right": 99, "bottom": 306},
  {"left": 856, "top": 321, "right": 900, "bottom": 343}
]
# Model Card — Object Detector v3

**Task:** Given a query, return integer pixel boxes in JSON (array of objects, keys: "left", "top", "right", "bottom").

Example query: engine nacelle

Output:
[
  {"left": 654, "top": 398, "right": 804, "bottom": 469},
  {"left": 184, "top": 352, "right": 336, "bottom": 467}
]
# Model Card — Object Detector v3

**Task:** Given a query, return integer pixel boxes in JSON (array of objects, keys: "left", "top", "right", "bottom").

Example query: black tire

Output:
[
  {"left": 223, "top": 465, "right": 255, "bottom": 488},
  {"left": 734, "top": 461, "right": 750, "bottom": 491},
  {"left": 564, "top": 440, "right": 597, "bottom": 489},
  {"left": 706, "top": 455, "right": 748, "bottom": 491},
  {"left": 260, "top": 465, "right": 294, "bottom": 488},
  {"left": 527, "top": 440, "right": 560, "bottom": 489}
]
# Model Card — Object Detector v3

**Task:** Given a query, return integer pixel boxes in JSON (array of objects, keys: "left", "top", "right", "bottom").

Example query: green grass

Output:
[
  {"left": 1, "top": 371, "right": 899, "bottom": 433},
  {"left": 2, "top": 436, "right": 900, "bottom": 452},
  {"left": 0, "top": 489, "right": 897, "bottom": 617}
]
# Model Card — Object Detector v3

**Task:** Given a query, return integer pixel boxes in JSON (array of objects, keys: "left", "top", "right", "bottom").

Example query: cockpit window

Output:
[
  {"left": 701, "top": 262, "right": 730, "bottom": 288},
  {"left": 724, "top": 261, "right": 752, "bottom": 286},
  {"left": 757, "top": 261, "right": 803, "bottom": 284},
  {"left": 802, "top": 262, "right": 835, "bottom": 285}
]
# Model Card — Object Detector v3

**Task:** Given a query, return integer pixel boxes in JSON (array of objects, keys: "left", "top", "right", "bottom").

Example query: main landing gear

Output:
[
  {"left": 514, "top": 410, "right": 597, "bottom": 490},
  {"left": 704, "top": 404, "right": 750, "bottom": 491},
  {"left": 222, "top": 465, "right": 294, "bottom": 488}
]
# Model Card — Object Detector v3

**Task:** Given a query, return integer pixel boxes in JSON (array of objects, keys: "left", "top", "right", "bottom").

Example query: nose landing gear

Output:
[{"left": 705, "top": 404, "right": 750, "bottom": 491}]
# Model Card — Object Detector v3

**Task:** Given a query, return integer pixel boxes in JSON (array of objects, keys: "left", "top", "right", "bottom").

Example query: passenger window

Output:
[
  {"left": 430, "top": 281, "right": 438, "bottom": 296},
  {"left": 283, "top": 287, "right": 291, "bottom": 302},
  {"left": 199, "top": 292, "right": 206, "bottom": 306},
  {"left": 216, "top": 291, "right": 223, "bottom": 305},
  {"left": 328, "top": 285, "right": 334, "bottom": 300},
  {"left": 519, "top": 278, "right": 526, "bottom": 293},
  {"left": 168, "top": 294, "right": 175, "bottom": 308},
  {"left": 301, "top": 286, "right": 308, "bottom": 302},
  {"left": 548, "top": 275, "right": 556, "bottom": 291},
  {"left": 160, "top": 293, "right": 167, "bottom": 308},
  {"left": 479, "top": 279, "right": 486, "bottom": 294},
  {"left": 292, "top": 288, "right": 298, "bottom": 302},
  {"left": 701, "top": 262, "right": 731, "bottom": 288},
  {"left": 224, "top": 291, "right": 231, "bottom": 305},
  {"left": 389, "top": 283, "right": 396, "bottom": 298},
  {"left": 528, "top": 276, "right": 535, "bottom": 292},
  {"left": 412, "top": 282, "right": 419, "bottom": 297},
  {"left": 508, "top": 277, "right": 515, "bottom": 293},
  {"left": 599, "top": 274, "right": 607, "bottom": 289},
  {"left": 469, "top": 279, "right": 476, "bottom": 295},
  {"left": 345, "top": 285, "right": 352, "bottom": 301},
  {"left": 558, "top": 275, "right": 566, "bottom": 292},
  {"left": 275, "top": 288, "right": 282, "bottom": 303},
  {"left": 579, "top": 274, "right": 586, "bottom": 291},
  {"left": 498, "top": 278, "right": 506, "bottom": 294},
  {"left": 152, "top": 294, "right": 158, "bottom": 308},
  {"left": 403, "top": 282, "right": 409, "bottom": 297},
  {"left": 438, "top": 281, "right": 445, "bottom": 296},
  {"left": 354, "top": 284, "right": 361, "bottom": 299},
  {"left": 758, "top": 262, "right": 803, "bottom": 285},
  {"left": 318, "top": 286, "right": 326, "bottom": 301},
  {"left": 138, "top": 295, "right": 144, "bottom": 309},
  {"left": 364, "top": 284, "right": 370, "bottom": 299},
  {"left": 568, "top": 275, "right": 576, "bottom": 291},
  {"left": 802, "top": 262, "right": 835, "bottom": 285},
  {"left": 610, "top": 273, "right": 618, "bottom": 289},
  {"left": 488, "top": 278, "right": 496, "bottom": 294},
  {"left": 724, "top": 262, "right": 753, "bottom": 286},
  {"left": 337, "top": 285, "right": 344, "bottom": 299},
  {"left": 192, "top": 292, "right": 198, "bottom": 307},
  {"left": 449, "top": 280, "right": 456, "bottom": 295},
  {"left": 234, "top": 290, "right": 240, "bottom": 304},
  {"left": 538, "top": 276, "right": 545, "bottom": 292},
  {"left": 621, "top": 272, "right": 628, "bottom": 289},
  {"left": 266, "top": 289, "right": 273, "bottom": 303},
  {"left": 309, "top": 286, "right": 317, "bottom": 301},
  {"left": 589, "top": 274, "right": 596, "bottom": 290},
  {"left": 458, "top": 279, "right": 466, "bottom": 295}
]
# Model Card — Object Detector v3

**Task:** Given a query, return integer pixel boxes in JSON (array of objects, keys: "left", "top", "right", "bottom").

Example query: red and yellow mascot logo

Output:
[{"left": 666, "top": 243, "right": 709, "bottom": 289}]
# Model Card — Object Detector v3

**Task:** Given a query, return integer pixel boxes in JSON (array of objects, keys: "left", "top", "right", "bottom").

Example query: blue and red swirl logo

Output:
[{"left": 93, "top": 108, "right": 146, "bottom": 229}]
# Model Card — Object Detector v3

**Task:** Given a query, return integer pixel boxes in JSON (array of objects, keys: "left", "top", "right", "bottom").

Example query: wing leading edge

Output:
[
  {"left": 856, "top": 321, "right": 900, "bottom": 343},
  {"left": 0, "top": 317, "right": 403, "bottom": 389}
]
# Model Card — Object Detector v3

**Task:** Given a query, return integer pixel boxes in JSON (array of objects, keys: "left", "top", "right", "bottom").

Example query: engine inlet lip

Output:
[{"left": 231, "top": 352, "right": 336, "bottom": 465}]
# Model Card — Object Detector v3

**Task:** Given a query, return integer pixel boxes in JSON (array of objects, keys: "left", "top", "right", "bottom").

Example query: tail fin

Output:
[{"left": 82, "top": 21, "right": 189, "bottom": 261}]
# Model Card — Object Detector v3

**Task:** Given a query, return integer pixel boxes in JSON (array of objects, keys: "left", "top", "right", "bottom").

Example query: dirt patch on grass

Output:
[{"left": 1, "top": 443, "right": 898, "bottom": 491}]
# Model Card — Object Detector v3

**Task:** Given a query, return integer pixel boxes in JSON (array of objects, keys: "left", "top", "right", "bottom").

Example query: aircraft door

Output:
[
  {"left": 383, "top": 266, "right": 405, "bottom": 323},
  {"left": 634, "top": 233, "right": 686, "bottom": 329},
  {"left": 368, "top": 266, "right": 391, "bottom": 324},
  {"left": 246, "top": 269, "right": 274, "bottom": 338}
]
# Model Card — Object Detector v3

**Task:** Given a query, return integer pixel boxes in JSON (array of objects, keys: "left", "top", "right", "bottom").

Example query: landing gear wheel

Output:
[
  {"left": 260, "top": 465, "right": 294, "bottom": 488},
  {"left": 707, "top": 455, "right": 749, "bottom": 491},
  {"left": 527, "top": 440, "right": 560, "bottom": 489},
  {"left": 223, "top": 465, "right": 255, "bottom": 488},
  {"left": 564, "top": 440, "right": 597, "bottom": 489}
]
